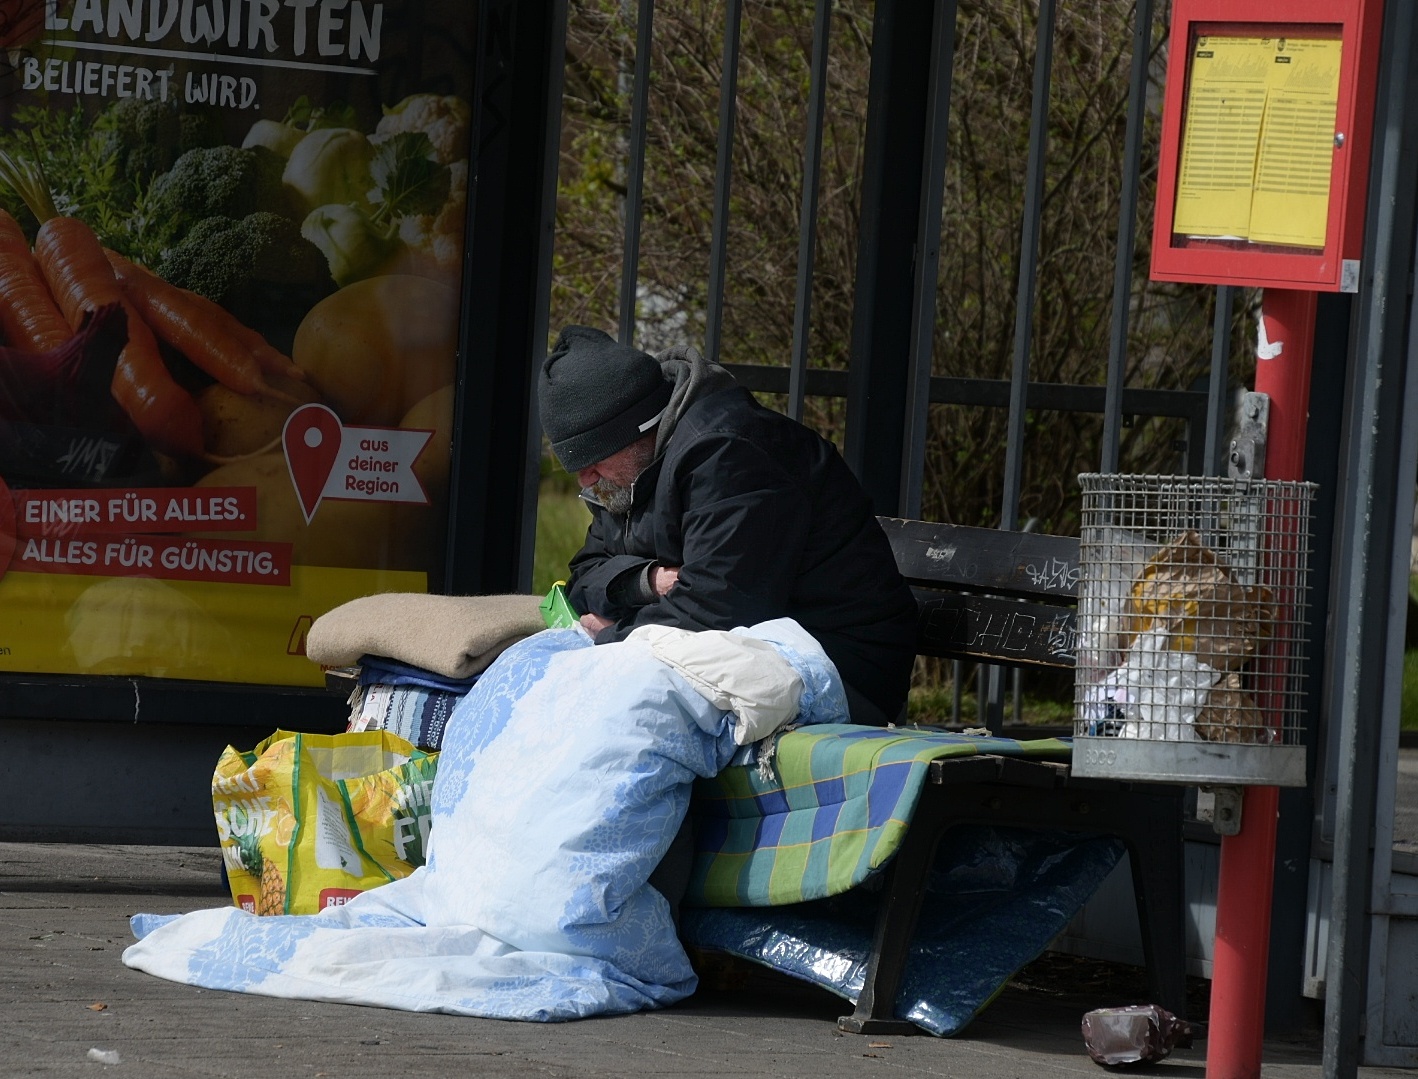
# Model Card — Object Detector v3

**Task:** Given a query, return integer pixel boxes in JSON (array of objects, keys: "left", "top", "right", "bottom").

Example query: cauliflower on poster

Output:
[
  {"left": 397, "top": 160, "right": 467, "bottom": 279},
  {"left": 372, "top": 93, "right": 471, "bottom": 165},
  {"left": 365, "top": 95, "right": 470, "bottom": 282},
  {"left": 374, "top": 94, "right": 470, "bottom": 280}
]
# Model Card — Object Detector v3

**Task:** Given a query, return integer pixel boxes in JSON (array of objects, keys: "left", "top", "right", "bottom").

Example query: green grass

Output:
[
  {"left": 908, "top": 680, "right": 1075, "bottom": 728},
  {"left": 532, "top": 472, "right": 591, "bottom": 597}
]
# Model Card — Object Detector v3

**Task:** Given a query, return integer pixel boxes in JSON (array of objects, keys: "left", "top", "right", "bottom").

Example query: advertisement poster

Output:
[{"left": 0, "top": 1, "right": 472, "bottom": 686}]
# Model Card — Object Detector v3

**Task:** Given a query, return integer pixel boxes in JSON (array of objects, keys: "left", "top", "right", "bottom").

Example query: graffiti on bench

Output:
[{"left": 916, "top": 593, "right": 1077, "bottom": 666}]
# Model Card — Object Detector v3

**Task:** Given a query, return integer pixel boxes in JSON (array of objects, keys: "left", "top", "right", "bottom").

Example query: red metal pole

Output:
[{"left": 1205, "top": 288, "right": 1316, "bottom": 1079}]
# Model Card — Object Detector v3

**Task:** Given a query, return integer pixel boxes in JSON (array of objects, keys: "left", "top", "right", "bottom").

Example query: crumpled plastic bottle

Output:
[{"left": 1080, "top": 1004, "right": 1195, "bottom": 1066}]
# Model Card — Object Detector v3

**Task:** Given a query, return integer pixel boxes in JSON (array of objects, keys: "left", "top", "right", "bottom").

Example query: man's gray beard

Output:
[
  {"left": 579, "top": 438, "right": 655, "bottom": 515},
  {"left": 584, "top": 479, "right": 634, "bottom": 515}
]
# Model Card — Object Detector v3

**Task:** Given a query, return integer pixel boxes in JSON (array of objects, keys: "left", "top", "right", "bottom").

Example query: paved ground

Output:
[{"left": 2, "top": 843, "right": 1412, "bottom": 1079}]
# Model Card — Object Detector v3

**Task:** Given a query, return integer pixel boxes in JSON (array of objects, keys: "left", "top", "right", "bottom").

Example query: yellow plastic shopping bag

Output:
[{"left": 212, "top": 728, "right": 438, "bottom": 915}]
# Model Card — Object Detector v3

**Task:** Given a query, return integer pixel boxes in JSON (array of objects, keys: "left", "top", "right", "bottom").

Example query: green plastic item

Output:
[{"left": 539, "top": 581, "right": 579, "bottom": 629}]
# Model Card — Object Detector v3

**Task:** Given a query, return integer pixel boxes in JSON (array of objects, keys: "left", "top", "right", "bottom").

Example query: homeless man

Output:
[{"left": 538, "top": 325, "right": 919, "bottom": 727}]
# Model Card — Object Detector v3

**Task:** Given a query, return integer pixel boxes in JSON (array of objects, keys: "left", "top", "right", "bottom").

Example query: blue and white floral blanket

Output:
[{"left": 122, "top": 619, "right": 846, "bottom": 1021}]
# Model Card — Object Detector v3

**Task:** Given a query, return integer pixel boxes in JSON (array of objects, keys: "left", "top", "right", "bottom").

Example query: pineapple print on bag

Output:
[
  {"left": 214, "top": 740, "right": 297, "bottom": 916},
  {"left": 260, "top": 856, "right": 286, "bottom": 915},
  {"left": 256, "top": 797, "right": 295, "bottom": 914},
  {"left": 234, "top": 831, "right": 289, "bottom": 916}
]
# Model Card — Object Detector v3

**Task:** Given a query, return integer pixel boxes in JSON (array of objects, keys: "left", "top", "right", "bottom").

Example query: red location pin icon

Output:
[{"left": 283, "top": 404, "right": 343, "bottom": 523}]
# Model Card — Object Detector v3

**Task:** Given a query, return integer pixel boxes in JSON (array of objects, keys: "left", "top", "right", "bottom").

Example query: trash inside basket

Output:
[{"left": 1071, "top": 473, "right": 1315, "bottom": 787}]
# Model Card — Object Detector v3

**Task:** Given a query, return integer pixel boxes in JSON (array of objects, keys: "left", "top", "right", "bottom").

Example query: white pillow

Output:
[{"left": 626, "top": 624, "right": 804, "bottom": 745}]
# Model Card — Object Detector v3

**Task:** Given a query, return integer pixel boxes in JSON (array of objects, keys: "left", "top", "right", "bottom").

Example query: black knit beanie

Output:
[{"left": 539, "top": 326, "right": 673, "bottom": 471}]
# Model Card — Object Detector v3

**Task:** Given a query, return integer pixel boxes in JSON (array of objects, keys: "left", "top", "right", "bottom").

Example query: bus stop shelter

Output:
[{"left": 0, "top": 1, "right": 1415, "bottom": 1073}]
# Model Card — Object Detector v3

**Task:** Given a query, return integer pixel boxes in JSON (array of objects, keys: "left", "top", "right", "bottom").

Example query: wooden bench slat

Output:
[
  {"left": 878, "top": 516, "right": 1081, "bottom": 599},
  {"left": 912, "top": 590, "right": 1077, "bottom": 668}
]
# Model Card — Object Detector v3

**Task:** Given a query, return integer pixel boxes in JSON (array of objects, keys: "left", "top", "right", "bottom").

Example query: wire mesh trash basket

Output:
[{"left": 1071, "top": 473, "right": 1316, "bottom": 787}]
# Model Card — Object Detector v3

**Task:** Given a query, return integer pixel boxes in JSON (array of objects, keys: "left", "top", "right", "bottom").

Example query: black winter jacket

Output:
[{"left": 566, "top": 386, "right": 918, "bottom": 720}]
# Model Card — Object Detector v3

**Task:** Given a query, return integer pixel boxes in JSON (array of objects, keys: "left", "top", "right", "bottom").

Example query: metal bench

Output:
[{"left": 832, "top": 518, "right": 1188, "bottom": 1034}]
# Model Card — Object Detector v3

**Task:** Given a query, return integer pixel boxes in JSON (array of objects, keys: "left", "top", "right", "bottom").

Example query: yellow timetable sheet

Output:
[{"left": 1172, "top": 33, "right": 1342, "bottom": 249}]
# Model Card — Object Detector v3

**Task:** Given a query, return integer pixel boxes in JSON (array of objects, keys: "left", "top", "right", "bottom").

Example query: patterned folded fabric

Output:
[
  {"left": 686, "top": 724, "right": 1072, "bottom": 908},
  {"left": 357, "top": 654, "right": 481, "bottom": 694},
  {"left": 348, "top": 683, "right": 463, "bottom": 751}
]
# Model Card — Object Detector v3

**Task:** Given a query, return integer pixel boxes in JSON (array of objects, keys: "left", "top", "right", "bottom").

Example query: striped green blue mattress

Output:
[{"left": 685, "top": 724, "right": 1072, "bottom": 908}]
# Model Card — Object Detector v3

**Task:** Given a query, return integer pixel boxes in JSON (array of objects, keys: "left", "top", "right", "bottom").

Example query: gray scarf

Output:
[{"left": 653, "top": 344, "right": 736, "bottom": 458}]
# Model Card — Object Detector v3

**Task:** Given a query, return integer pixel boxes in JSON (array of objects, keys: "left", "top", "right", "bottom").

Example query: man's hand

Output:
[
  {"left": 580, "top": 611, "right": 615, "bottom": 635},
  {"left": 651, "top": 565, "right": 681, "bottom": 596}
]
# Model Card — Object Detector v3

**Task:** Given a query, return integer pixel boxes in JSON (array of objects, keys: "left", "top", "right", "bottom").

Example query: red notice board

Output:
[{"left": 1150, "top": 0, "right": 1383, "bottom": 292}]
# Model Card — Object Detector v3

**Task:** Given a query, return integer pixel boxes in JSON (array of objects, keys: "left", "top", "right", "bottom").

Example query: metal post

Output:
[
  {"left": 898, "top": 0, "right": 957, "bottom": 517},
  {"left": 1206, "top": 288, "right": 1315, "bottom": 1079},
  {"left": 703, "top": 0, "right": 743, "bottom": 364},
  {"left": 843, "top": 0, "right": 936, "bottom": 513},
  {"left": 787, "top": 0, "right": 834, "bottom": 423},
  {"left": 1099, "top": 0, "right": 1156, "bottom": 474},
  {"left": 999, "top": 0, "right": 1056, "bottom": 532},
  {"left": 1323, "top": 3, "right": 1418, "bottom": 1065},
  {"left": 616, "top": 0, "right": 654, "bottom": 345},
  {"left": 1204, "top": 286, "right": 1236, "bottom": 477},
  {"left": 452, "top": 0, "right": 568, "bottom": 596}
]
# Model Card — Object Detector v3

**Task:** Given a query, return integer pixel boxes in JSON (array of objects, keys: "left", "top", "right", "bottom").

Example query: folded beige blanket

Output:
[{"left": 306, "top": 593, "right": 547, "bottom": 679}]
